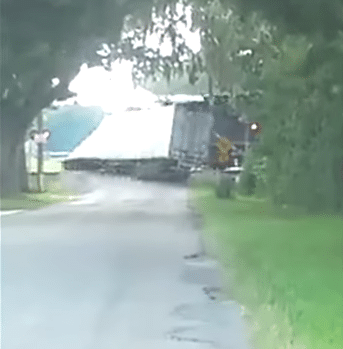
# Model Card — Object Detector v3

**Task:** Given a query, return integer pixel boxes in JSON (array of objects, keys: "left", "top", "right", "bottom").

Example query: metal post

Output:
[
  {"left": 244, "top": 122, "right": 249, "bottom": 152},
  {"left": 208, "top": 74, "right": 220, "bottom": 183},
  {"left": 208, "top": 74, "right": 213, "bottom": 99},
  {"left": 37, "top": 112, "right": 43, "bottom": 192},
  {"left": 29, "top": 136, "right": 32, "bottom": 174}
]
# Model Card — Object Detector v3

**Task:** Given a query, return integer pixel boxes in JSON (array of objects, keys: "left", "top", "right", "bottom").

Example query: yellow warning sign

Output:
[{"left": 216, "top": 137, "right": 232, "bottom": 163}]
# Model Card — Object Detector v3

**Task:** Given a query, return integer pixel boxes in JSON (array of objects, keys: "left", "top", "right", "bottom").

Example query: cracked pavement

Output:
[{"left": 1, "top": 173, "right": 251, "bottom": 349}]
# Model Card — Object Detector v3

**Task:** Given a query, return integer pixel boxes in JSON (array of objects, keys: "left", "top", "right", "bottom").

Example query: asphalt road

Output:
[{"left": 1, "top": 173, "right": 251, "bottom": 349}]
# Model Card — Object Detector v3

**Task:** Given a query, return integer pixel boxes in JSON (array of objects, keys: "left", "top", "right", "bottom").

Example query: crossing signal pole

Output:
[{"left": 29, "top": 112, "right": 51, "bottom": 192}]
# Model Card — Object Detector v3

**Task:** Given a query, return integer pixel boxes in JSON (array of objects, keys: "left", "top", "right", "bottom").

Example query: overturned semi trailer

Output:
[
  {"left": 63, "top": 95, "right": 254, "bottom": 181},
  {"left": 63, "top": 99, "right": 211, "bottom": 182}
]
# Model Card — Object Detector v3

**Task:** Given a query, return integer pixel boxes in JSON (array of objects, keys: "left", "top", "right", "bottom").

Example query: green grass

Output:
[
  {"left": 189, "top": 181, "right": 343, "bottom": 349},
  {"left": 1, "top": 192, "right": 77, "bottom": 211},
  {"left": 1, "top": 172, "right": 80, "bottom": 211}
]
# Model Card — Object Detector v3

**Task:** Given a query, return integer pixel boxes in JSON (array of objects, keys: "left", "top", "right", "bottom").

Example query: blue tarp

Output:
[{"left": 45, "top": 106, "right": 104, "bottom": 153}]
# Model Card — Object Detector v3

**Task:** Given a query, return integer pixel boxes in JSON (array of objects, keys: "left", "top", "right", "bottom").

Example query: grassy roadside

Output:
[
  {"left": 1, "top": 191, "right": 79, "bottom": 211},
  {"left": 1, "top": 172, "right": 80, "bottom": 211},
  {"left": 189, "top": 180, "right": 343, "bottom": 349}
]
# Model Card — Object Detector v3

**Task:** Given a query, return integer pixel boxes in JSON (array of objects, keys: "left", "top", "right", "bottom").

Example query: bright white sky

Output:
[
  {"left": 52, "top": 3, "right": 202, "bottom": 159},
  {"left": 68, "top": 60, "right": 145, "bottom": 113},
  {"left": 62, "top": 3, "right": 201, "bottom": 114}
]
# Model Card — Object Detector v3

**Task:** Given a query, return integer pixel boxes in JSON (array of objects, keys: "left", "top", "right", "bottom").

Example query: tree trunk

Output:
[
  {"left": 1, "top": 117, "right": 28, "bottom": 197},
  {"left": 18, "top": 140, "right": 29, "bottom": 192}
]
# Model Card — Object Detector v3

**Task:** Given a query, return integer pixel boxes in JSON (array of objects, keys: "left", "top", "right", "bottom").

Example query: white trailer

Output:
[{"left": 64, "top": 95, "right": 215, "bottom": 181}]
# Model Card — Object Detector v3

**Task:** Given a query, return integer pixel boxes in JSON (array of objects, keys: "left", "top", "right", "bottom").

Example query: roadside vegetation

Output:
[
  {"left": 1, "top": 191, "right": 78, "bottom": 211},
  {"left": 185, "top": 2, "right": 343, "bottom": 345},
  {"left": 3, "top": 0, "right": 343, "bottom": 347},
  {"left": 1, "top": 170, "right": 80, "bottom": 211},
  {"left": 189, "top": 176, "right": 343, "bottom": 349}
]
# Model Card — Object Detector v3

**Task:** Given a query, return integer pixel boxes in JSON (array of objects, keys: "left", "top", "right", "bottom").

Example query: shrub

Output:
[{"left": 215, "top": 175, "right": 235, "bottom": 199}]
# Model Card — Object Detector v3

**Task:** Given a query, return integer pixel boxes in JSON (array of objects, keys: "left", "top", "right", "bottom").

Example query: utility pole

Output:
[
  {"left": 208, "top": 74, "right": 213, "bottom": 99},
  {"left": 244, "top": 122, "right": 249, "bottom": 153},
  {"left": 37, "top": 111, "right": 43, "bottom": 192},
  {"left": 208, "top": 73, "right": 215, "bottom": 153},
  {"left": 208, "top": 73, "right": 220, "bottom": 184},
  {"left": 28, "top": 134, "right": 33, "bottom": 174},
  {"left": 29, "top": 110, "right": 51, "bottom": 192}
]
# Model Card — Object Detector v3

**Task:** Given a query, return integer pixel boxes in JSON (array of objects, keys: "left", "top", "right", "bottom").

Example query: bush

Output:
[
  {"left": 215, "top": 175, "right": 235, "bottom": 199},
  {"left": 238, "top": 170, "right": 257, "bottom": 196},
  {"left": 237, "top": 149, "right": 268, "bottom": 197}
]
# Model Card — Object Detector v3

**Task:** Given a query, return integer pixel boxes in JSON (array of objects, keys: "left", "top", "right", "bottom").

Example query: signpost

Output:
[{"left": 29, "top": 112, "right": 51, "bottom": 192}]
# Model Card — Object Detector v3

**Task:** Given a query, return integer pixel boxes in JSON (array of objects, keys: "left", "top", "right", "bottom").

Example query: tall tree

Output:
[
  {"left": 103, "top": 1, "right": 204, "bottom": 88},
  {"left": 187, "top": 0, "right": 343, "bottom": 214},
  {"left": 1, "top": 0, "right": 155, "bottom": 196},
  {"left": 219, "top": 0, "right": 343, "bottom": 39}
]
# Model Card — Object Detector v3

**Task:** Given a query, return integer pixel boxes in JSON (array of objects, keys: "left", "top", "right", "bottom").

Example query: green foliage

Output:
[
  {"left": 193, "top": 1, "right": 343, "bottom": 215},
  {"left": 196, "top": 7, "right": 275, "bottom": 95},
  {"left": 111, "top": 2, "right": 202, "bottom": 86},
  {"left": 251, "top": 155, "right": 267, "bottom": 184},
  {"left": 215, "top": 175, "right": 234, "bottom": 198},
  {"left": 239, "top": 171, "right": 256, "bottom": 196},
  {"left": 254, "top": 35, "right": 343, "bottom": 214},
  {"left": 192, "top": 188, "right": 343, "bottom": 348},
  {"left": 217, "top": 0, "right": 343, "bottom": 39},
  {"left": 1, "top": 0, "right": 155, "bottom": 119},
  {"left": 237, "top": 149, "right": 257, "bottom": 196},
  {"left": 3, "top": 0, "right": 343, "bottom": 214},
  {"left": 1, "top": 0, "right": 155, "bottom": 194},
  {"left": 250, "top": 155, "right": 268, "bottom": 198}
]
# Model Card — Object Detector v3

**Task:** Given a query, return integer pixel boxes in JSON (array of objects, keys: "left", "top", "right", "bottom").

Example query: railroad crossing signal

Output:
[{"left": 30, "top": 129, "right": 51, "bottom": 144}]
